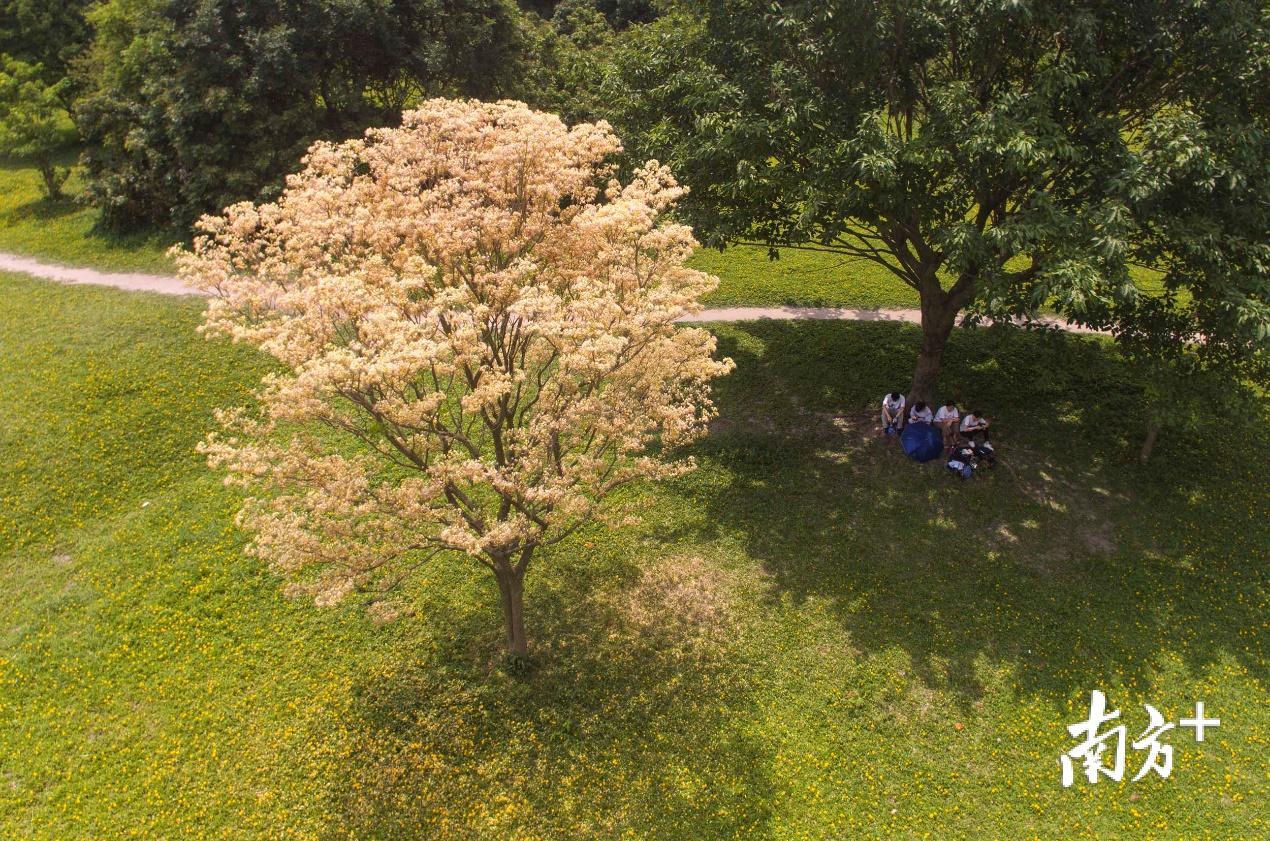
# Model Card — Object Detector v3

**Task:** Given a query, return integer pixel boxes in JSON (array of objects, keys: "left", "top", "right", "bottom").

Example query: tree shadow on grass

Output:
[
  {"left": 685, "top": 320, "right": 1267, "bottom": 708},
  {"left": 5, "top": 194, "right": 81, "bottom": 223},
  {"left": 324, "top": 549, "right": 776, "bottom": 839},
  {"left": 313, "top": 319, "right": 1262, "bottom": 835}
]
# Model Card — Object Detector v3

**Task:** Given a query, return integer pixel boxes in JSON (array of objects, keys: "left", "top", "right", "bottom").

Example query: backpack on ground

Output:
[{"left": 947, "top": 444, "right": 977, "bottom": 480}]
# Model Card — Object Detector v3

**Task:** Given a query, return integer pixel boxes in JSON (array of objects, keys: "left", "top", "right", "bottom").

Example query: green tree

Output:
[
  {"left": 611, "top": 0, "right": 1269, "bottom": 401},
  {"left": 516, "top": 0, "right": 617, "bottom": 123},
  {"left": 591, "top": 0, "right": 657, "bottom": 27},
  {"left": 519, "top": 0, "right": 656, "bottom": 27},
  {"left": 76, "top": 0, "right": 527, "bottom": 232},
  {"left": 0, "top": 0, "right": 94, "bottom": 83},
  {"left": 0, "top": 56, "right": 72, "bottom": 199}
]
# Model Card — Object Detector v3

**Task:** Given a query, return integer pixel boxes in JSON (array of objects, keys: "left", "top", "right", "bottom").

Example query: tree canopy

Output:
[
  {"left": 0, "top": 0, "right": 94, "bottom": 81},
  {"left": 609, "top": 0, "right": 1269, "bottom": 399},
  {"left": 75, "top": 0, "right": 527, "bottom": 232},
  {"left": 0, "top": 55, "right": 73, "bottom": 199},
  {"left": 175, "top": 99, "right": 731, "bottom": 657}
]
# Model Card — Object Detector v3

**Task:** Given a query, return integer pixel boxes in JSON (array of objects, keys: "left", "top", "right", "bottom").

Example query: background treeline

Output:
[
  {"left": 0, "top": 0, "right": 640, "bottom": 231},
  {"left": 2, "top": 0, "right": 1265, "bottom": 422}
]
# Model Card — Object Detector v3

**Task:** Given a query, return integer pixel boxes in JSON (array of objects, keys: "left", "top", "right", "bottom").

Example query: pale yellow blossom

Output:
[{"left": 174, "top": 99, "right": 733, "bottom": 654}]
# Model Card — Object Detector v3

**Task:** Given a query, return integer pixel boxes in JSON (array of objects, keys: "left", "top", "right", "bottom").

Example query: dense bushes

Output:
[
  {"left": 0, "top": 0, "right": 94, "bottom": 81},
  {"left": 72, "top": 0, "right": 528, "bottom": 231},
  {"left": 1, "top": 0, "right": 631, "bottom": 232}
]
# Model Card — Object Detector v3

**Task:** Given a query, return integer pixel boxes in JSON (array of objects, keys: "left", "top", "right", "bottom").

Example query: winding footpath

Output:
[{"left": 1, "top": 250, "right": 1103, "bottom": 333}]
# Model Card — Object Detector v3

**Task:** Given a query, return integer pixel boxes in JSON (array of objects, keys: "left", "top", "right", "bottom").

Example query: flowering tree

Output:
[{"left": 175, "top": 99, "right": 732, "bottom": 658}]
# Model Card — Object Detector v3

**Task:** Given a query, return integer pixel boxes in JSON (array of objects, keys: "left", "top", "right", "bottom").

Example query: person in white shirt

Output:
[
  {"left": 960, "top": 409, "right": 990, "bottom": 442},
  {"left": 908, "top": 401, "right": 933, "bottom": 425},
  {"left": 934, "top": 399, "right": 960, "bottom": 448},
  {"left": 881, "top": 391, "right": 906, "bottom": 435}
]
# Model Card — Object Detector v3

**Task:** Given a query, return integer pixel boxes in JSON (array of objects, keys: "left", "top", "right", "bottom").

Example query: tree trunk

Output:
[
  {"left": 494, "top": 563, "right": 528, "bottom": 657},
  {"left": 909, "top": 291, "right": 960, "bottom": 404},
  {"left": 38, "top": 160, "right": 63, "bottom": 201},
  {"left": 1139, "top": 417, "right": 1161, "bottom": 464}
]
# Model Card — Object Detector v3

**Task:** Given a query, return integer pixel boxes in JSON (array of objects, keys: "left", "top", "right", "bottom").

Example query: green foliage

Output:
[
  {"left": 0, "top": 56, "right": 73, "bottom": 199},
  {"left": 75, "top": 0, "right": 527, "bottom": 231},
  {"left": 552, "top": 0, "right": 615, "bottom": 42},
  {"left": 609, "top": 0, "right": 1270, "bottom": 397},
  {"left": 520, "top": 0, "right": 657, "bottom": 28},
  {"left": 0, "top": 0, "right": 94, "bottom": 80},
  {"left": 2, "top": 275, "right": 1266, "bottom": 837},
  {"left": 515, "top": 0, "right": 618, "bottom": 123},
  {"left": 1113, "top": 291, "right": 1268, "bottom": 461},
  {"left": 591, "top": 0, "right": 657, "bottom": 27}
]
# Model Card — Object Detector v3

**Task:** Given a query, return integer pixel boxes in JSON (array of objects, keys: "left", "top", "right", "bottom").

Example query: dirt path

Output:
[
  {"left": 0, "top": 251, "right": 202, "bottom": 296},
  {"left": 0, "top": 250, "right": 1105, "bottom": 332},
  {"left": 678, "top": 304, "right": 927, "bottom": 325},
  {"left": 679, "top": 304, "right": 1106, "bottom": 333}
]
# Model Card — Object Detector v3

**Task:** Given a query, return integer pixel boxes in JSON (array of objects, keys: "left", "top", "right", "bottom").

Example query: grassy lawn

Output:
[
  {"left": 693, "top": 244, "right": 1170, "bottom": 312},
  {"left": 693, "top": 245, "right": 922, "bottom": 309},
  {"left": 2, "top": 273, "right": 1264, "bottom": 838},
  {"left": 0, "top": 152, "right": 176, "bottom": 274}
]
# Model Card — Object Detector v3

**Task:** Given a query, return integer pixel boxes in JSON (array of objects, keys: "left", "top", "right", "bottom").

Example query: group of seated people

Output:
[{"left": 881, "top": 391, "right": 995, "bottom": 478}]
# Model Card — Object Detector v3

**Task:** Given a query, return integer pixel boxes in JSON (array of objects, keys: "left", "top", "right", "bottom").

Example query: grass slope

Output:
[
  {"left": 1, "top": 276, "right": 1266, "bottom": 839},
  {"left": 0, "top": 153, "right": 175, "bottom": 274}
]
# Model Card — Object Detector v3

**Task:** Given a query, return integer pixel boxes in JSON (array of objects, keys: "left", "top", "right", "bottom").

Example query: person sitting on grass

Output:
[
  {"left": 881, "top": 391, "right": 906, "bottom": 436},
  {"left": 934, "top": 399, "right": 960, "bottom": 448},
  {"left": 908, "top": 400, "right": 933, "bottom": 425},
  {"left": 960, "top": 409, "right": 990, "bottom": 442}
]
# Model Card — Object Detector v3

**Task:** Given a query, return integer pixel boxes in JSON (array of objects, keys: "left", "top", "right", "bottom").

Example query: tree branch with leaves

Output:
[{"left": 609, "top": 0, "right": 1268, "bottom": 401}]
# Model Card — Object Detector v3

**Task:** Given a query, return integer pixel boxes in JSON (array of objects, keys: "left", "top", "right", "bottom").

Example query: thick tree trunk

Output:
[
  {"left": 909, "top": 291, "right": 960, "bottom": 404},
  {"left": 494, "top": 563, "right": 528, "bottom": 658},
  {"left": 1139, "top": 418, "right": 1161, "bottom": 464}
]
